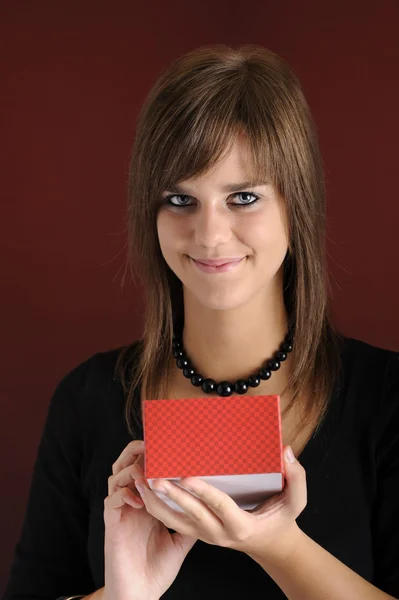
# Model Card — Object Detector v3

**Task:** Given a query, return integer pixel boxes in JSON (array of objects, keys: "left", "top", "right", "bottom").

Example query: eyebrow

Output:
[{"left": 167, "top": 180, "right": 270, "bottom": 194}]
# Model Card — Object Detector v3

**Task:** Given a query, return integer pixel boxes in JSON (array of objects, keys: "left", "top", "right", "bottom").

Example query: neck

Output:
[{"left": 174, "top": 287, "right": 292, "bottom": 394}]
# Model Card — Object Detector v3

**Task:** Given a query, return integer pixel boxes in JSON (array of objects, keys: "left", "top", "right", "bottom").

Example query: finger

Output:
[
  {"left": 152, "top": 479, "right": 224, "bottom": 529},
  {"left": 177, "top": 477, "right": 249, "bottom": 538},
  {"left": 135, "top": 478, "right": 197, "bottom": 536},
  {"left": 108, "top": 462, "right": 144, "bottom": 496},
  {"left": 112, "top": 439, "right": 145, "bottom": 475},
  {"left": 104, "top": 487, "right": 144, "bottom": 512},
  {"left": 104, "top": 488, "right": 144, "bottom": 530},
  {"left": 282, "top": 446, "right": 307, "bottom": 516}
]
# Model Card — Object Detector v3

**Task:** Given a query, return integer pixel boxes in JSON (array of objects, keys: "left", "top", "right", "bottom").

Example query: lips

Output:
[{"left": 192, "top": 258, "right": 244, "bottom": 266}]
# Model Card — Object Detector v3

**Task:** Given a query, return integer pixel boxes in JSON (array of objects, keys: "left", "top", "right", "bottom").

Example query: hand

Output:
[
  {"left": 134, "top": 445, "right": 306, "bottom": 564},
  {"left": 103, "top": 440, "right": 197, "bottom": 600}
]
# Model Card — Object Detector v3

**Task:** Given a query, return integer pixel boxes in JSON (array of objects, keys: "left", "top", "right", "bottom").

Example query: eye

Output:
[
  {"left": 165, "top": 194, "right": 193, "bottom": 207},
  {"left": 162, "top": 191, "right": 260, "bottom": 210},
  {"left": 232, "top": 192, "right": 259, "bottom": 207}
]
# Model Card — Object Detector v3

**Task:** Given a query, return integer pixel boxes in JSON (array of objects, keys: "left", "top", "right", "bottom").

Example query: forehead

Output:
[
  {"left": 175, "top": 136, "right": 261, "bottom": 190},
  {"left": 169, "top": 178, "right": 270, "bottom": 194}
]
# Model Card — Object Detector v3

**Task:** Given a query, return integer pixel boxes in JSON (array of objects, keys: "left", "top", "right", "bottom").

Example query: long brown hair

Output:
[{"left": 115, "top": 44, "right": 344, "bottom": 447}]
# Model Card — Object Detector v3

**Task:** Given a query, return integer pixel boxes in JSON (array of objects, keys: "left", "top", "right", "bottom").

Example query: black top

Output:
[{"left": 3, "top": 336, "right": 399, "bottom": 599}]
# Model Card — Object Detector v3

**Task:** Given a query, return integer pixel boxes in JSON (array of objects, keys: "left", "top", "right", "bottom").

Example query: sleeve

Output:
[
  {"left": 3, "top": 361, "right": 96, "bottom": 600},
  {"left": 371, "top": 350, "right": 399, "bottom": 597}
]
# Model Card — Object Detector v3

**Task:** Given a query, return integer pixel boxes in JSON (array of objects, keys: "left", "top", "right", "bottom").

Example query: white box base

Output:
[{"left": 148, "top": 472, "right": 283, "bottom": 512}]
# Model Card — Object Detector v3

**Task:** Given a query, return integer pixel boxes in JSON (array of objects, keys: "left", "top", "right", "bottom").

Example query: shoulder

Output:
[
  {"left": 339, "top": 335, "right": 398, "bottom": 398},
  {"left": 56, "top": 339, "right": 142, "bottom": 392},
  {"left": 48, "top": 340, "right": 143, "bottom": 422},
  {"left": 340, "top": 334, "right": 399, "bottom": 399},
  {"left": 341, "top": 335, "right": 399, "bottom": 461},
  {"left": 340, "top": 335, "right": 398, "bottom": 370}
]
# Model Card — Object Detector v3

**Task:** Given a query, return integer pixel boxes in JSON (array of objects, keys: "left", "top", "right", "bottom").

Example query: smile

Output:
[{"left": 190, "top": 257, "right": 246, "bottom": 273}]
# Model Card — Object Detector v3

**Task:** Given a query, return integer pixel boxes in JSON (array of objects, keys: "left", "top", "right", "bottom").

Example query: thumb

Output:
[{"left": 283, "top": 445, "right": 307, "bottom": 516}]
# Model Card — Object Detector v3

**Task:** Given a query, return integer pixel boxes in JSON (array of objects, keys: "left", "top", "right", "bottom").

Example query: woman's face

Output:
[{"left": 156, "top": 135, "right": 289, "bottom": 311}]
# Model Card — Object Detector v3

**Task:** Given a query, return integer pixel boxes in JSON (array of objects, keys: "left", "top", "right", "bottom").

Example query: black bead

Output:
[
  {"left": 172, "top": 327, "right": 294, "bottom": 395},
  {"left": 176, "top": 358, "right": 189, "bottom": 369},
  {"left": 191, "top": 374, "right": 203, "bottom": 386},
  {"left": 183, "top": 367, "right": 196, "bottom": 378},
  {"left": 234, "top": 379, "right": 248, "bottom": 394},
  {"left": 259, "top": 368, "right": 271, "bottom": 380},
  {"left": 248, "top": 375, "right": 261, "bottom": 387},
  {"left": 201, "top": 378, "right": 217, "bottom": 393},
  {"left": 217, "top": 381, "right": 233, "bottom": 397},
  {"left": 268, "top": 359, "right": 281, "bottom": 371},
  {"left": 280, "top": 341, "right": 293, "bottom": 353}
]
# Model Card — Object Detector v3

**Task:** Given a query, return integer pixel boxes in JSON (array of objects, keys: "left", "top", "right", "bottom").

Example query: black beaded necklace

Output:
[{"left": 172, "top": 328, "right": 294, "bottom": 397}]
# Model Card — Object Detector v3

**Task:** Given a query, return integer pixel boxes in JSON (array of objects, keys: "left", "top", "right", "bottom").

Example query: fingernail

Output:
[
  {"left": 156, "top": 482, "right": 169, "bottom": 494},
  {"left": 286, "top": 445, "right": 296, "bottom": 463},
  {"left": 135, "top": 481, "right": 145, "bottom": 495}
]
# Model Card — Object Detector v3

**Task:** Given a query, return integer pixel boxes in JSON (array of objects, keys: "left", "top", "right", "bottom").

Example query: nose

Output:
[{"left": 193, "top": 203, "right": 233, "bottom": 248}]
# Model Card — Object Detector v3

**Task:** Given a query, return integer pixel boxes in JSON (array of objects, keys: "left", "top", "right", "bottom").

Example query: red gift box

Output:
[{"left": 143, "top": 394, "right": 285, "bottom": 512}]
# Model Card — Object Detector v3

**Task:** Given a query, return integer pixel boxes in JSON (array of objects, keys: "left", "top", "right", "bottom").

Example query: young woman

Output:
[{"left": 4, "top": 44, "right": 399, "bottom": 600}]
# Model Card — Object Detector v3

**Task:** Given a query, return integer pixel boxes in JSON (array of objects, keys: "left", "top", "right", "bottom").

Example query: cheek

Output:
[
  {"left": 157, "top": 213, "right": 175, "bottom": 245},
  {"left": 240, "top": 212, "right": 287, "bottom": 251},
  {"left": 157, "top": 213, "right": 187, "bottom": 259}
]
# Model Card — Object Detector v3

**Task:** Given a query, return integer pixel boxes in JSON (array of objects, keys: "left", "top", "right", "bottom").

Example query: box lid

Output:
[{"left": 143, "top": 394, "right": 283, "bottom": 479}]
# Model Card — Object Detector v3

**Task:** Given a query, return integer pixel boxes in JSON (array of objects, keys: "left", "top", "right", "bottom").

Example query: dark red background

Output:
[{"left": 1, "top": 0, "right": 398, "bottom": 593}]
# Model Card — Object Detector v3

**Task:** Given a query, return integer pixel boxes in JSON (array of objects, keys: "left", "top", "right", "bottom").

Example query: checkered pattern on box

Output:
[{"left": 143, "top": 395, "right": 282, "bottom": 479}]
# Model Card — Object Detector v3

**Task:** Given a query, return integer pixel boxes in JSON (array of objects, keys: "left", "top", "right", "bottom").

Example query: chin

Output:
[{"left": 186, "top": 285, "right": 252, "bottom": 311}]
